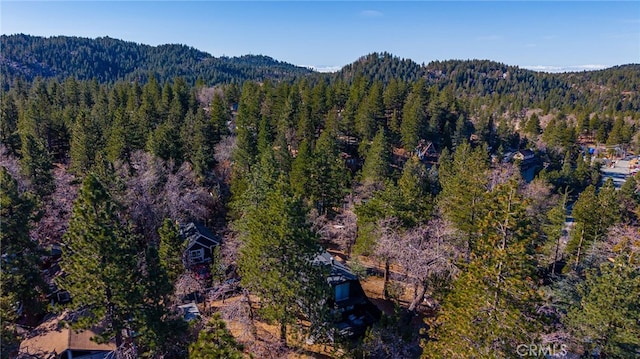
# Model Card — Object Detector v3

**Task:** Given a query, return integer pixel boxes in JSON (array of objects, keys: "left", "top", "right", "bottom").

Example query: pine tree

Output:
[
  {"left": 524, "top": 113, "right": 541, "bottom": 138},
  {"left": 398, "top": 156, "right": 433, "bottom": 225},
  {"left": 105, "top": 107, "right": 132, "bottom": 163},
  {"left": 361, "top": 127, "right": 391, "bottom": 186},
  {"left": 147, "top": 121, "right": 184, "bottom": 163},
  {"left": 568, "top": 182, "right": 618, "bottom": 270},
  {"left": 437, "top": 142, "right": 489, "bottom": 248},
  {"left": 598, "top": 178, "right": 620, "bottom": 230},
  {"left": 210, "top": 92, "right": 231, "bottom": 142},
  {"left": 190, "top": 108, "right": 218, "bottom": 179},
  {"left": 355, "top": 80, "right": 385, "bottom": 141},
  {"left": 290, "top": 139, "right": 312, "bottom": 199},
  {"left": 618, "top": 176, "right": 639, "bottom": 223},
  {"left": 138, "top": 243, "right": 187, "bottom": 356},
  {"left": 0, "top": 92, "right": 21, "bottom": 155},
  {"left": 400, "top": 81, "right": 427, "bottom": 149},
  {"left": 189, "top": 313, "right": 244, "bottom": 359},
  {"left": 69, "top": 109, "right": 97, "bottom": 174},
  {"left": 543, "top": 193, "right": 567, "bottom": 276},
  {"left": 425, "top": 180, "right": 541, "bottom": 358},
  {"left": 158, "top": 218, "right": 185, "bottom": 284},
  {"left": 0, "top": 168, "right": 44, "bottom": 353},
  {"left": 19, "top": 133, "right": 55, "bottom": 198},
  {"left": 565, "top": 257, "right": 640, "bottom": 357},
  {"left": 58, "top": 173, "right": 141, "bottom": 347},
  {"left": 308, "top": 131, "right": 347, "bottom": 216},
  {"left": 233, "top": 82, "right": 262, "bottom": 174},
  {"left": 237, "top": 179, "right": 323, "bottom": 346}
]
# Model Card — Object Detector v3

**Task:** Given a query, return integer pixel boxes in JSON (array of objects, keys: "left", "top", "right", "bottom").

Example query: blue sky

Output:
[{"left": 2, "top": 1, "right": 639, "bottom": 72}]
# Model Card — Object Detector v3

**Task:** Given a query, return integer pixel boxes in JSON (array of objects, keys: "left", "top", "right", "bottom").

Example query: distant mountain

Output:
[
  {"left": 332, "top": 53, "right": 639, "bottom": 111},
  {"left": 424, "top": 60, "right": 640, "bottom": 110},
  {"left": 332, "top": 52, "right": 427, "bottom": 84},
  {"left": 0, "top": 34, "right": 313, "bottom": 85},
  {"left": 2, "top": 34, "right": 637, "bottom": 111}
]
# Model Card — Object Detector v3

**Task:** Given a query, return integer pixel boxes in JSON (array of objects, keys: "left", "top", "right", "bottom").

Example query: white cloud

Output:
[
  {"left": 360, "top": 10, "right": 383, "bottom": 18},
  {"left": 522, "top": 64, "right": 608, "bottom": 73}
]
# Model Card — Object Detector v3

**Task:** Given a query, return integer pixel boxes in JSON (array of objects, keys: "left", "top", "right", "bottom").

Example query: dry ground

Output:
[{"left": 202, "top": 255, "right": 430, "bottom": 358}]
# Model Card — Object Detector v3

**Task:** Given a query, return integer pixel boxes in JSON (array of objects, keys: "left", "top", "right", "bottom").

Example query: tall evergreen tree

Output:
[
  {"left": 58, "top": 173, "right": 141, "bottom": 347},
  {"left": 568, "top": 181, "right": 619, "bottom": 270},
  {"left": 233, "top": 82, "right": 262, "bottom": 173},
  {"left": 361, "top": 127, "right": 391, "bottom": 186},
  {"left": 400, "top": 81, "right": 428, "bottom": 149},
  {"left": 237, "top": 179, "right": 323, "bottom": 346},
  {"left": 426, "top": 180, "right": 541, "bottom": 358},
  {"left": 189, "top": 313, "right": 245, "bottom": 359},
  {"left": 158, "top": 218, "right": 185, "bottom": 284},
  {"left": 398, "top": 156, "right": 433, "bottom": 225},
  {"left": 543, "top": 193, "right": 568, "bottom": 276},
  {"left": 290, "top": 139, "right": 312, "bottom": 199},
  {"left": 69, "top": 109, "right": 98, "bottom": 174},
  {"left": 565, "top": 256, "right": 640, "bottom": 358},
  {"left": 210, "top": 92, "right": 231, "bottom": 142},
  {"left": 0, "top": 168, "right": 44, "bottom": 355},
  {"left": 19, "top": 133, "right": 55, "bottom": 198},
  {"left": 147, "top": 121, "right": 184, "bottom": 163},
  {"left": 355, "top": 80, "right": 385, "bottom": 141},
  {"left": 0, "top": 92, "right": 21, "bottom": 155},
  {"left": 438, "top": 142, "right": 489, "bottom": 249},
  {"left": 308, "top": 130, "right": 347, "bottom": 216},
  {"left": 138, "top": 243, "right": 187, "bottom": 356}
]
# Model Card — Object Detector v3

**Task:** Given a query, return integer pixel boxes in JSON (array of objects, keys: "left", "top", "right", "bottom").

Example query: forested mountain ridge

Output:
[
  {"left": 332, "top": 52, "right": 429, "bottom": 83},
  {"left": 0, "top": 34, "right": 313, "bottom": 86},
  {"left": 3, "top": 34, "right": 638, "bottom": 113},
  {"left": 426, "top": 60, "right": 640, "bottom": 111},
  {"left": 335, "top": 53, "right": 640, "bottom": 112}
]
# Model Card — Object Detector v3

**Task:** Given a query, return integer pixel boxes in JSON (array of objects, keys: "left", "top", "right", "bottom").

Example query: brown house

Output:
[{"left": 18, "top": 311, "right": 116, "bottom": 359}]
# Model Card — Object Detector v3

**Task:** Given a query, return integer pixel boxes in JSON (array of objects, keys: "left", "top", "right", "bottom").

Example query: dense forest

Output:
[
  {"left": 0, "top": 34, "right": 313, "bottom": 86},
  {"left": 2, "top": 35, "right": 640, "bottom": 359}
]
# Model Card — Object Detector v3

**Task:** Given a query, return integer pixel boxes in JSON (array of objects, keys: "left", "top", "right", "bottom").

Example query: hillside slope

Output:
[{"left": 0, "top": 34, "right": 313, "bottom": 85}]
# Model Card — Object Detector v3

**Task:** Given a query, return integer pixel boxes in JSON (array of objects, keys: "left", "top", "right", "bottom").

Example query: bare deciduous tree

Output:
[
  {"left": 488, "top": 162, "right": 520, "bottom": 191},
  {"left": 116, "top": 151, "right": 218, "bottom": 242},
  {"left": 522, "top": 178, "right": 556, "bottom": 222},
  {"left": 2, "top": 146, "right": 80, "bottom": 246},
  {"left": 214, "top": 135, "right": 236, "bottom": 182},
  {"left": 586, "top": 225, "right": 640, "bottom": 267},
  {"left": 397, "top": 218, "right": 463, "bottom": 313},
  {"left": 31, "top": 165, "right": 79, "bottom": 245},
  {"left": 375, "top": 217, "right": 403, "bottom": 300},
  {"left": 0, "top": 145, "right": 26, "bottom": 192}
]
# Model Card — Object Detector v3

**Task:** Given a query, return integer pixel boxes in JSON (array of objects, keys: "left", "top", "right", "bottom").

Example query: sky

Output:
[{"left": 1, "top": 1, "right": 639, "bottom": 73}]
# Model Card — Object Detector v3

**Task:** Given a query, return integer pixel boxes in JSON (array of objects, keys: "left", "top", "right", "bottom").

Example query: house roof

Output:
[
  {"left": 177, "top": 302, "right": 201, "bottom": 321},
  {"left": 518, "top": 149, "right": 535, "bottom": 157},
  {"left": 18, "top": 311, "right": 116, "bottom": 357},
  {"left": 180, "top": 222, "right": 220, "bottom": 248},
  {"left": 314, "top": 251, "right": 357, "bottom": 285}
]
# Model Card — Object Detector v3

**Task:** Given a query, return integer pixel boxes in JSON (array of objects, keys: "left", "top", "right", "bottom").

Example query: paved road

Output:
[{"left": 600, "top": 159, "right": 634, "bottom": 188}]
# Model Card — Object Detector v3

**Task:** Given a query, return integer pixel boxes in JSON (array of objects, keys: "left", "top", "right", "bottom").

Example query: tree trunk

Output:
[
  {"left": 105, "top": 287, "right": 123, "bottom": 348},
  {"left": 408, "top": 283, "right": 427, "bottom": 312},
  {"left": 552, "top": 231, "right": 561, "bottom": 276},
  {"left": 574, "top": 227, "right": 585, "bottom": 271},
  {"left": 280, "top": 322, "right": 287, "bottom": 347},
  {"left": 383, "top": 258, "right": 390, "bottom": 300},
  {"left": 243, "top": 289, "right": 257, "bottom": 339}
]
